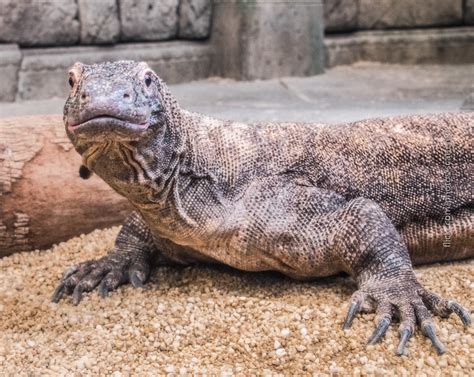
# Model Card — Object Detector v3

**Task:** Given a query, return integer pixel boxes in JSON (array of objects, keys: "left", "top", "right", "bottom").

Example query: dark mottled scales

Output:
[{"left": 54, "top": 61, "right": 473, "bottom": 356}]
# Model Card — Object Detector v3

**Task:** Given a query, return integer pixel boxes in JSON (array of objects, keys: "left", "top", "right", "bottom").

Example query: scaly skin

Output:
[{"left": 53, "top": 61, "right": 473, "bottom": 356}]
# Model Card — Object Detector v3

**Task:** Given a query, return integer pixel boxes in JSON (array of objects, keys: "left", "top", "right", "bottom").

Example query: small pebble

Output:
[
  {"left": 165, "top": 365, "right": 175, "bottom": 373},
  {"left": 275, "top": 348, "right": 286, "bottom": 357},
  {"left": 438, "top": 358, "right": 447, "bottom": 368},
  {"left": 426, "top": 357, "right": 436, "bottom": 367}
]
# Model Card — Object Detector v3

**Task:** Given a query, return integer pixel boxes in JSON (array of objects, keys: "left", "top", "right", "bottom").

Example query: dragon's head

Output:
[
  {"left": 63, "top": 60, "right": 174, "bottom": 145},
  {"left": 64, "top": 60, "right": 182, "bottom": 181}
]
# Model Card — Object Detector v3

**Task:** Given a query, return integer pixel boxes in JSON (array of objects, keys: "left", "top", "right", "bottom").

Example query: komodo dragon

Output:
[{"left": 53, "top": 61, "right": 473, "bottom": 355}]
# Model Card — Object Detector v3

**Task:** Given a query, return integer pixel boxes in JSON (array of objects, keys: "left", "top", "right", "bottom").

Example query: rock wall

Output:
[
  {"left": 16, "top": 42, "right": 214, "bottom": 101},
  {"left": 78, "top": 0, "right": 121, "bottom": 45},
  {"left": 0, "top": 0, "right": 81, "bottom": 46},
  {"left": 466, "top": 0, "right": 474, "bottom": 24},
  {"left": 0, "top": 0, "right": 214, "bottom": 101},
  {"left": 0, "top": 0, "right": 212, "bottom": 46},
  {"left": 324, "top": 0, "right": 470, "bottom": 33},
  {"left": 0, "top": 1, "right": 472, "bottom": 103},
  {"left": 0, "top": 0, "right": 327, "bottom": 102},
  {"left": 323, "top": 0, "right": 474, "bottom": 68},
  {"left": 211, "top": 1, "right": 325, "bottom": 80},
  {"left": 325, "top": 27, "right": 474, "bottom": 67}
]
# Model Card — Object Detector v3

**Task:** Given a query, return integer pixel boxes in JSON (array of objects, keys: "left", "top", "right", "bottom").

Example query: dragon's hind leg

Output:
[
  {"left": 245, "top": 179, "right": 471, "bottom": 355},
  {"left": 324, "top": 199, "right": 472, "bottom": 355}
]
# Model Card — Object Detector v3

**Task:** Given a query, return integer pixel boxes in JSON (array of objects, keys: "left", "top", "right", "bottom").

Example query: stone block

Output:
[
  {"left": 78, "top": 0, "right": 120, "bottom": 44},
  {"left": 212, "top": 0, "right": 325, "bottom": 80},
  {"left": 358, "top": 0, "right": 463, "bottom": 29},
  {"left": 119, "top": 0, "right": 179, "bottom": 41},
  {"left": 325, "top": 27, "right": 474, "bottom": 67},
  {"left": 0, "top": 45, "right": 22, "bottom": 102},
  {"left": 179, "top": 0, "right": 213, "bottom": 39},
  {"left": 17, "top": 42, "right": 213, "bottom": 100},
  {"left": 0, "top": 0, "right": 79, "bottom": 46},
  {"left": 324, "top": 0, "right": 358, "bottom": 33},
  {"left": 465, "top": 0, "right": 474, "bottom": 25}
]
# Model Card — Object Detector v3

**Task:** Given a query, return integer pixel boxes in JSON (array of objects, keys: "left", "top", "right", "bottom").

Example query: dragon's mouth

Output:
[{"left": 68, "top": 115, "right": 149, "bottom": 134}]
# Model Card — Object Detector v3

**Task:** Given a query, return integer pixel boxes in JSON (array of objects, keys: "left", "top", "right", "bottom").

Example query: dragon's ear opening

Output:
[{"left": 79, "top": 165, "right": 92, "bottom": 179}]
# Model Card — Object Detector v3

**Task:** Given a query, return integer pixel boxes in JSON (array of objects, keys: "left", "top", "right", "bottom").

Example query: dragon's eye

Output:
[
  {"left": 68, "top": 77, "right": 75, "bottom": 88},
  {"left": 145, "top": 76, "right": 152, "bottom": 87}
]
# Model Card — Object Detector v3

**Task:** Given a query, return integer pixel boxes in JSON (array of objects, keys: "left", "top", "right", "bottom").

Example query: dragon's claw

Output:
[
  {"left": 343, "top": 276, "right": 470, "bottom": 356},
  {"left": 52, "top": 252, "right": 151, "bottom": 305},
  {"left": 367, "top": 317, "right": 391, "bottom": 345},
  {"left": 343, "top": 300, "right": 361, "bottom": 330}
]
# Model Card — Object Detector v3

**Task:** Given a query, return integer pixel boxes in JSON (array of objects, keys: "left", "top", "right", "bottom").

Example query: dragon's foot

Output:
[
  {"left": 52, "top": 251, "right": 151, "bottom": 305},
  {"left": 342, "top": 274, "right": 471, "bottom": 355}
]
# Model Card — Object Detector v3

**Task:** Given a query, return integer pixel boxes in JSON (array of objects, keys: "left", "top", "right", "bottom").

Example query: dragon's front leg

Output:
[{"left": 52, "top": 211, "right": 157, "bottom": 305}]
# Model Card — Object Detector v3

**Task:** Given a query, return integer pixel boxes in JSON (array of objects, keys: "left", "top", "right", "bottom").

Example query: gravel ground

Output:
[{"left": 0, "top": 227, "right": 472, "bottom": 376}]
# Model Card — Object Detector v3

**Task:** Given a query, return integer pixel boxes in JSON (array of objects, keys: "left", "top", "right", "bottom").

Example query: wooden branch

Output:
[{"left": 0, "top": 115, "right": 131, "bottom": 257}]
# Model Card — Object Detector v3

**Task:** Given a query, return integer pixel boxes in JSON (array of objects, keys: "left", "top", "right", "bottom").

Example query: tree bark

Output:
[{"left": 0, "top": 115, "right": 131, "bottom": 257}]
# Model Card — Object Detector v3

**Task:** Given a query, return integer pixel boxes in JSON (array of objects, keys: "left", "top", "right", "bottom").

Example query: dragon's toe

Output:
[{"left": 420, "top": 290, "right": 471, "bottom": 326}]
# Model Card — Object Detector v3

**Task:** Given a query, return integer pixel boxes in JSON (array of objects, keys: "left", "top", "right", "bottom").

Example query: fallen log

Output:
[{"left": 0, "top": 115, "right": 131, "bottom": 257}]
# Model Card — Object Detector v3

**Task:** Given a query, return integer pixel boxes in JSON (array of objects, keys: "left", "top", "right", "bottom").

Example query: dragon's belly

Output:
[
  {"left": 141, "top": 176, "right": 347, "bottom": 279},
  {"left": 150, "top": 217, "right": 343, "bottom": 280}
]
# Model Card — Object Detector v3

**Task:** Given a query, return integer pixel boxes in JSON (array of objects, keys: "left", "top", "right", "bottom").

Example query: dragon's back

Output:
[
  {"left": 193, "top": 111, "right": 471, "bottom": 224},
  {"left": 195, "top": 112, "right": 472, "bottom": 263},
  {"left": 281, "top": 112, "right": 472, "bottom": 226},
  {"left": 287, "top": 112, "right": 472, "bottom": 263}
]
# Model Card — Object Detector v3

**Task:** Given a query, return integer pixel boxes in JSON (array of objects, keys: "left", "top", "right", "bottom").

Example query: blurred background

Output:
[{"left": 0, "top": 0, "right": 473, "bottom": 121}]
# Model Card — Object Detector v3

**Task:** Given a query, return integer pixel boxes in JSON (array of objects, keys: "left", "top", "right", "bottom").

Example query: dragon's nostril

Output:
[
  {"left": 123, "top": 93, "right": 130, "bottom": 99},
  {"left": 81, "top": 93, "right": 87, "bottom": 100}
]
